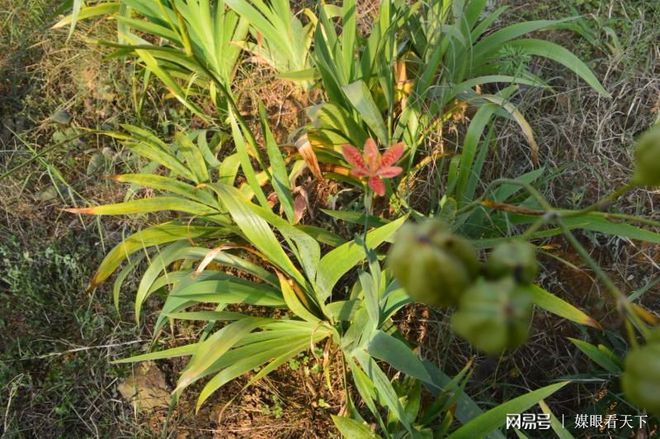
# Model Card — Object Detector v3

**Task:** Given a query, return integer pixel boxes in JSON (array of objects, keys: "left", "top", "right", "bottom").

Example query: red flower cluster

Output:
[{"left": 341, "top": 138, "right": 404, "bottom": 196}]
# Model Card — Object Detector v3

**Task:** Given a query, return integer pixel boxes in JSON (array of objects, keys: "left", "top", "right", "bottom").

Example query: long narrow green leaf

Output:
[
  {"left": 332, "top": 416, "right": 379, "bottom": 439},
  {"left": 504, "top": 39, "right": 610, "bottom": 97},
  {"left": 112, "top": 173, "right": 217, "bottom": 205},
  {"left": 112, "top": 343, "right": 198, "bottom": 364},
  {"left": 91, "top": 223, "right": 219, "bottom": 287},
  {"left": 228, "top": 109, "right": 269, "bottom": 207},
  {"left": 342, "top": 81, "right": 388, "bottom": 145},
  {"left": 539, "top": 400, "right": 575, "bottom": 439},
  {"left": 367, "top": 331, "right": 435, "bottom": 388},
  {"left": 196, "top": 335, "right": 315, "bottom": 410},
  {"left": 453, "top": 103, "right": 497, "bottom": 204},
  {"left": 176, "top": 318, "right": 266, "bottom": 391},
  {"left": 259, "top": 104, "right": 295, "bottom": 222},
  {"left": 315, "top": 216, "right": 408, "bottom": 301},
  {"left": 171, "top": 278, "right": 284, "bottom": 307},
  {"left": 277, "top": 272, "right": 319, "bottom": 323},
  {"left": 530, "top": 285, "right": 601, "bottom": 329},
  {"left": 210, "top": 184, "right": 306, "bottom": 286},
  {"left": 448, "top": 382, "right": 570, "bottom": 438},
  {"left": 65, "top": 197, "right": 218, "bottom": 216},
  {"left": 53, "top": 3, "right": 120, "bottom": 29},
  {"left": 568, "top": 338, "right": 622, "bottom": 374},
  {"left": 473, "top": 20, "right": 572, "bottom": 61}
]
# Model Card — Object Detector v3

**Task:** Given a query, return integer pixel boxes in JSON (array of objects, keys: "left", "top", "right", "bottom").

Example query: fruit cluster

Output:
[
  {"left": 622, "top": 329, "right": 660, "bottom": 417},
  {"left": 388, "top": 220, "right": 538, "bottom": 354}
]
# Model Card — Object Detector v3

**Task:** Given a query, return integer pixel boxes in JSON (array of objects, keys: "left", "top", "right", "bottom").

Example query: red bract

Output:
[{"left": 341, "top": 138, "right": 404, "bottom": 196}]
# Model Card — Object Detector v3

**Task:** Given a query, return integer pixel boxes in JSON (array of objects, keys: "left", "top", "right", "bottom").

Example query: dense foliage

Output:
[{"left": 56, "top": 0, "right": 659, "bottom": 437}]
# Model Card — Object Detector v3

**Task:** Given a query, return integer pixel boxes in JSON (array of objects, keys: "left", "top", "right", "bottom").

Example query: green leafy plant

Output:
[
  {"left": 224, "top": 0, "right": 316, "bottom": 87},
  {"left": 55, "top": 0, "right": 249, "bottom": 117},
  {"left": 60, "top": 1, "right": 659, "bottom": 437}
]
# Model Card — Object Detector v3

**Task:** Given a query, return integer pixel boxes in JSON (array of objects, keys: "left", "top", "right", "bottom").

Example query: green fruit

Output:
[
  {"left": 632, "top": 124, "right": 660, "bottom": 186},
  {"left": 387, "top": 220, "right": 479, "bottom": 307},
  {"left": 486, "top": 240, "right": 538, "bottom": 284},
  {"left": 621, "top": 336, "right": 660, "bottom": 416},
  {"left": 451, "top": 277, "right": 533, "bottom": 355}
]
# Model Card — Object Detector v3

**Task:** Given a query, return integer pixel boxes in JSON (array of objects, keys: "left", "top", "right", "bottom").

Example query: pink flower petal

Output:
[
  {"left": 350, "top": 168, "right": 370, "bottom": 178},
  {"left": 341, "top": 144, "right": 366, "bottom": 168},
  {"left": 381, "top": 142, "right": 404, "bottom": 167},
  {"left": 368, "top": 176, "right": 386, "bottom": 196},
  {"left": 377, "top": 166, "right": 403, "bottom": 178},
  {"left": 363, "top": 138, "right": 381, "bottom": 174}
]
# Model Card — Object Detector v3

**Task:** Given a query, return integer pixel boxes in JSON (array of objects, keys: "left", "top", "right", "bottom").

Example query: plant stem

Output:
[
  {"left": 564, "top": 182, "right": 638, "bottom": 217},
  {"left": 557, "top": 218, "right": 649, "bottom": 340}
]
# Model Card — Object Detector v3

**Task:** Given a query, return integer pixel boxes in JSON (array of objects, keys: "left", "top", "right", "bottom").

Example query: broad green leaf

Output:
[
  {"left": 346, "top": 356, "right": 380, "bottom": 419},
  {"left": 126, "top": 141, "right": 196, "bottom": 181},
  {"left": 315, "top": 215, "right": 408, "bottom": 301},
  {"left": 327, "top": 300, "right": 360, "bottom": 321},
  {"left": 358, "top": 270, "right": 380, "bottom": 335},
  {"left": 342, "top": 81, "right": 388, "bottom": 144},
  {"left": 195, "top": 341, "right": 296, "bottom": 410},
  {"left": 196, "top": 329, "right": 329, "bottom": 410},
  {"left": 247, "top": 201, "right": 321, "bottom": 284},
  {"left": 133, "top": 243, "right": 207, "bottom": 322},
  {"left": 112, "top": 251, "right": 144, "bottom": 310},
  {"left": 478, "top": 94, "right": 539, "bottom": 164},
  {"left": 517, "top": 213, "right": 660, "bottom": 243},
  {"left": 130, "top": 40, "right": 208, "bottom": 118},
  {"left": 510, "top": 212, "right": 660, "bottom": 243},
  {"left": 367, "top": 331, "right": 435, "bottom": 389},
  {"left": 297, "top": 225, "right": 345, "bottom": 247},
  {"left": 171, "top": 278, "right": 285, "bottom": 307},
  {"left": 116, "top": 16, "right": 181, "bottom": 42},
  {"left": 332, "top": 416, "right": 379, "bottom": 439},
  {"left": 321, "top": 209, "right": 387, "bottom": 227}
]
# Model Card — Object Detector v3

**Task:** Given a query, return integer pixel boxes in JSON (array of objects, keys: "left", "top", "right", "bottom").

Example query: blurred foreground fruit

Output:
[
  {"left": 451, "top": 277, "right": 533, "bottom": 355},
  {"left": 621, "top": 331, "right": 660, "bottom": 416},
  {"left": 388, "top": 220, "right": 478, "bottom": 307},
  {"left": 632, "top": 124, "right": 660, "bottom": 186},
  {"left": 486, "top": 240, "right": 538, "bottom": 284}
]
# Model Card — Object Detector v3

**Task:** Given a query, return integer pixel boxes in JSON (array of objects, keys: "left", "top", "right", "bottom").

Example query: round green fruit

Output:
[
  {"left": 632, "top": 124, "right": 660, "bottom": 187},
  {"left": 486, "top": 240, "right": 538, "bottom": 284},
  {"left": 387, "top": 220, "right": 479, "bottom": 307},
  {"left": 621, "top": 338, "right": 660, "bottom": 416},
  {"left": 451, "top": 277, "right": 533, "bottom": 355}
]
